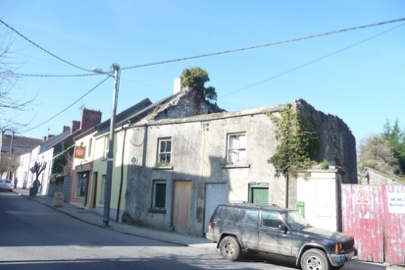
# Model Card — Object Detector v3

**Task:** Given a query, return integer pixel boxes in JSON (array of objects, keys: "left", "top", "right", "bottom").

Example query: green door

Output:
[{"left": 252, "top": 188, "right": 269, "bottom": 205}]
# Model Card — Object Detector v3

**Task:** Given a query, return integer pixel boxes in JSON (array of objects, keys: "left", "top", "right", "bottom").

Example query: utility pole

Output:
[
  {"left": 103, "top": 63, "right": 121, "bottom": 227},
  {"left": 7, "top": 131, "right": 15, "bottom": 180}
]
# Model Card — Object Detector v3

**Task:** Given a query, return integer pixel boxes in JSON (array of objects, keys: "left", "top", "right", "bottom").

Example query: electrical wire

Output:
[
  {"left": 21, "top": 76, "right": 110, "bottom": 134},
  {"left": 14, "top": 72, "right": 102, "bottom": 78},
  {"left": 121, "top": 17, "right": 405, "bottom": 70},
  {"left": 0, "top": 19, "right": 93, "bottom": 73},
  {"left": 219, "top": 22, "right": 405, "bottom": 99}
]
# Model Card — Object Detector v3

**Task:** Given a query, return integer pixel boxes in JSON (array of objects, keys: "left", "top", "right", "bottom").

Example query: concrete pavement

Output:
[{"left": 13, "top": 188, "right": 217, "bottom": 252}]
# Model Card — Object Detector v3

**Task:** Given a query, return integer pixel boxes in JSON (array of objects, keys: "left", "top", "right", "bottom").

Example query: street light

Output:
[{"left": 93, "top": 64, "right": 121, "bottom": 227}]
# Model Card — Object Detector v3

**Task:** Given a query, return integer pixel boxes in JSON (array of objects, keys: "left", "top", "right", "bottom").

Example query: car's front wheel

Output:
[
  {"left": 301, "top": 249, "right": 331, "bottom": 270},
  {"left": 219, "top": 236, "right": 241, "bottom": 261}
]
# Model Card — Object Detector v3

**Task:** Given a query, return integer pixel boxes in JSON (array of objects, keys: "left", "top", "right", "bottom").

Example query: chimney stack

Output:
[
  {"left": 80, "top": 108, "right": 102, "bottom": 131},
  {"left": 173, "top": 77, "right": 181, "bottom": 94},
  {"left": 62, "top": 126, "right": 69, "bottom": 133},
  {"left": 71, "top": 120, "right": 80, "bottom": 134}
]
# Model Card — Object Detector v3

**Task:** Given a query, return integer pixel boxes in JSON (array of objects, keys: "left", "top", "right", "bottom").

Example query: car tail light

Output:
[{"left": 208, "top": 222, "right": 212, "bottom": 233}]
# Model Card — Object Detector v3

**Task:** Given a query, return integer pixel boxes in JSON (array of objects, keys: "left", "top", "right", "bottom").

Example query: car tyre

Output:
[
  {"left": 219, "top": 236, "right": 241, "bottom": 261},
  {"left": 301, "top": 249, "right": 331, "bottom": 270}
]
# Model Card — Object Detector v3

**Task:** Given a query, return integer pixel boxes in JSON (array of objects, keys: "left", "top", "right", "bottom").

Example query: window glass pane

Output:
[
  {"left": 239, "top": 135, "right": 246, "bottom": 148},
  {"left": 166, "top": 154, "right": 171, "bottom": 163},
  {"left": 237, "top": 150, "right": 246, "bottom": 163},
  {"left": 228, "top": 150, "right": 238, "bottom": 163},
  {"left": 243, "top": 210, "right": 259, "bottom": 225},
  {"left": 166, "top": 141, "right": 171, "bottom": 152},
  {"left": 262, "top": 212, "right": 283, "bottom": 228},
  {"left": 155, "top": 183, "right": 166, "bottom": 208},
  {"left": 160, "top": 141, "right": 166, "bottom": 153},
  {"left": 229, "top": 135, "right": 237, "bottom": 149},
  {"left": 159, "top": 154, "right": 166, "bottom": 163},
  {"left": 217, "top": 207, "right": 238, "bottom": 222}
]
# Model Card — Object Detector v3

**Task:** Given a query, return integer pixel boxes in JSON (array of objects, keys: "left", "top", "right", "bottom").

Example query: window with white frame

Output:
[
  {"left": 157, "top": 138, "right": 171, "bottom": 165},
  {"left": 152, "top": 180, "right": 166, "bottom": 209},
  {"left": 227, "top": 133, "right": 246, "bottom": 164}
]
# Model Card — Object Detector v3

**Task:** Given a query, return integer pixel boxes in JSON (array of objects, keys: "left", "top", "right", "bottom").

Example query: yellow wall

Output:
[{"left": 92, "top": 129, "right": 129, "bottom": 213}]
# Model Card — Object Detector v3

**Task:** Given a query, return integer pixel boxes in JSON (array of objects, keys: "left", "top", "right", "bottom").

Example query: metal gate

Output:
[{"left": 342, "top": 184, "right": 405, "bottom": 265}]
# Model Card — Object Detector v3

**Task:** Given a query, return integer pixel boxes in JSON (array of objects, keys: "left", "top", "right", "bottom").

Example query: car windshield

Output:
[
  {"left": 5, "top": 180, "right": 11, "bottom": 184},
  {"left": 281, "top": 211, "right": 310, "bottom": 231}
]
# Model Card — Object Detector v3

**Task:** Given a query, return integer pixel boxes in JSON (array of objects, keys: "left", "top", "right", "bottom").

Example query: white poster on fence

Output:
[{"left": 387, "top": 193, "right": 405, "bottom": 214}]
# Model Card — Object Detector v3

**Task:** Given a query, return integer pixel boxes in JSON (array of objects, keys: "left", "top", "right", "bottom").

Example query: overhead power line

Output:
[
  {"left": 219, "top": 22, "right": 405, "bottom": 99},
  {"left": 121, "top": 17, "right": 405, "bottom": 70},
  {"left": 22, "top": 76, "right": 110, "bottom": 134},
  {"left": 14, "top": 72, "right": 102, "bottom": 78},
  {"left": 0, "top": 19, "right": 93, "bottom": 73}
]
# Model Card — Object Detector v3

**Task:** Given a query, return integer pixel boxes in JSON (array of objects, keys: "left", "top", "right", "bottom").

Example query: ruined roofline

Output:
[
  {"left": 294, "top": 98, "right": 352, "bottom": 133},
  {"left": 132, "top": 102, "right": 290, "bottom": 128}
]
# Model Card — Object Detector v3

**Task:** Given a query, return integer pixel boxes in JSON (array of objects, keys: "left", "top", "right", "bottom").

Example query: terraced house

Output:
[{"left": 69, "top": 81, "right": 356, "bottom": 237}]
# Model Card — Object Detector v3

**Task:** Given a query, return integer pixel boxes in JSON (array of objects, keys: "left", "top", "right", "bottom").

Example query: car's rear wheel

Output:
[
  {"left": 219, "top": 236, "right": 241, "bottom": 261},
  {"left": 301, "top": 249, "right": 331, "bottom": 270}
]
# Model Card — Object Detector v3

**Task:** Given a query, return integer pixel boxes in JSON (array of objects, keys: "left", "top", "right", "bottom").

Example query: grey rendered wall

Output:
[{"left": 123, "top": 113, "right": 286, "bottom": 236}]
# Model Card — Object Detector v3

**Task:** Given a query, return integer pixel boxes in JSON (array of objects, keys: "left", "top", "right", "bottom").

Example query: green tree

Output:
[
  {"left": 180, "top": 67, "right": 218, "bottom": 102},
  {"left": 382, "top": 119, "right": 405, "bottom": 174},
  {"left": 358, "top": 135, "right": 400, "bottom": 176}
]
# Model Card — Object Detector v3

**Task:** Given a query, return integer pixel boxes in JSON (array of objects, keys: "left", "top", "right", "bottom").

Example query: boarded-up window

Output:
[
  {"left": 153, "top": 181, "right": 166, "bottom": 209},
  {"left": 251, "top": 187, "right": 269, "bottom": 205}
]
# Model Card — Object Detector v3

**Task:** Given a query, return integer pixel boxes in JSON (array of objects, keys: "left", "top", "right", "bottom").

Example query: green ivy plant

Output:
[
  {"left": 267, "top": 107, "right": 320, "bottom": 177},
  {"left": 180, "top": 67, "right": 218, "bottom": 101},
  {"left": 320, "top": 160, "right": 330, "bottom": 170}
]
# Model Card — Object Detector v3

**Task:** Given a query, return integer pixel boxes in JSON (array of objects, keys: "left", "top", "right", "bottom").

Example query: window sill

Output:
[
  {"left": 148, "top": 208, "right": 166, "bottom": 214},
  {"left": 222, "top": 164, "right": 250, "bottom": 169},
  {"left": 152, "top": 166, "right": 173, "bottom": 170}
]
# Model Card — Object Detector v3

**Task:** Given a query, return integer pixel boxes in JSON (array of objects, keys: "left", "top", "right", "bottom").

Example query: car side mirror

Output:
[{"left": 278, "top": 224, "right": 287, "bottom": 232}]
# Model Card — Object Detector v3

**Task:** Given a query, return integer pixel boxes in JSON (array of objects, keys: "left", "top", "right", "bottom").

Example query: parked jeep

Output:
[{"left": 206, "top": 203, "right": 357, "bottom": 270}]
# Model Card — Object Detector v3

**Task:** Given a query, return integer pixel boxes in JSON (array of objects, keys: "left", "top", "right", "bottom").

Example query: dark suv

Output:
[{"left": 206, "top": 203, "right": 357, "bottom": 270}]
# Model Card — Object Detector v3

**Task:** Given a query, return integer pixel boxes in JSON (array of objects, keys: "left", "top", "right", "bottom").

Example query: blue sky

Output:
[{"left": 1, "top": 1, "right": 405, "bottom": 146}]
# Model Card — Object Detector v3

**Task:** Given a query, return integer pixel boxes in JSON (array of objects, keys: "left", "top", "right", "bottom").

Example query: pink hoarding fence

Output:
[{"left": 342, "top": 184, "right": 405, "bottom": 266}]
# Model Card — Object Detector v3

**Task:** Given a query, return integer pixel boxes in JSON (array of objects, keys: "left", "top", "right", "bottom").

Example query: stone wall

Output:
[
  {"left": 295, "top": 99, "right": 357, "bottom": 183},
  {"left": 153, "top": 87, "right": 224, "bottom": 121}
]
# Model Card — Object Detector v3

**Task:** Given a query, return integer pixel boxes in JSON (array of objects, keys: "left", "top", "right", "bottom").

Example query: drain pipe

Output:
[{"left": 116, "top": 127, "right": 127, "bottom": 222}]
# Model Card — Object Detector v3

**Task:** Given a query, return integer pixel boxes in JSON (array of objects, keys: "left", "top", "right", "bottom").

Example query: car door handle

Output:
[{"left": 236, "top": 224, "right": 242, "bottom": 228}]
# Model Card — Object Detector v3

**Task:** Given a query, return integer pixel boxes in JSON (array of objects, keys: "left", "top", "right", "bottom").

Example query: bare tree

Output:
[
  {"left": 31, "top": 161, "right": 46, "bottom": 196},
  {"left": 0, "top": 22, "right": 35, "bottom": 131}
]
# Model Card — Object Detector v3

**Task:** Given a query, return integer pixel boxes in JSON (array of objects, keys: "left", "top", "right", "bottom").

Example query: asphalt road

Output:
[{"left": 0, "top": 191, "right": 386, "bottom": 270}]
